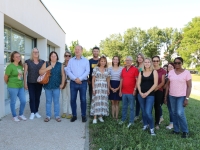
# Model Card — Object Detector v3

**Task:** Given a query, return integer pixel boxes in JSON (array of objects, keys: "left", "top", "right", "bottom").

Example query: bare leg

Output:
[
  {"left": 111, "top": 100, "right": 115, "bottom": 118},
  {"left": 115, "top": 101, "right": 119, "bottom": 119}
]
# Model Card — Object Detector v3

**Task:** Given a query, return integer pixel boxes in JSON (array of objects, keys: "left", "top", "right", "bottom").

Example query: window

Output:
[
  {"left": 47, "top": 44, "right": 55, "bottom": 60},
  {"left": 4, "top": 27, "right": 11, "bottom": 50}
]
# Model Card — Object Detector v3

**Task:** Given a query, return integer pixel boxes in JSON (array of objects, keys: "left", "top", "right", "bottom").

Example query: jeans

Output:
[
  {"left": 45, "top": 88, "right": 60, "bottom": 118},
  {"left": 27, "top": 82, "right": 43, "bottom": 113},
  {"left": 8, "top": 87, "right": 26, "bottom": 117},
  {"left": 169, "top": 95, "right": 188, "bottom": 133},
  {"left": 121, "top": 94, "right": 135, "bottom": 123},
  {"left": 167, "top": 95, "right": 173, "bottom": 124},
  {"left": 138, "top": 94, "right": 155, "bottom": 129},
  {"left": 70, "top": 80, "right": 87, "bottom": 117},
  {"left": 154, "top": 90, "right": 163, "bottom": 125},
  {"left": 88, "top": 82, "right": 92, "bottom": 104},
  {"left": 135, "top": 94, "right": 140, "bottom": 117}
]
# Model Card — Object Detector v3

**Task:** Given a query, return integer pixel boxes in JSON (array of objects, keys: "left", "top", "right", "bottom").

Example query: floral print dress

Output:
[{"left": 90, "top": 67, "right": 110, "bottom": 116}]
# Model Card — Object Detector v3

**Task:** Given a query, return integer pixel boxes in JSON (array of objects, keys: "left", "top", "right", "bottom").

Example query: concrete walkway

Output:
[{"left": 0, "top": 92, "right": 88, "bottom": 150}]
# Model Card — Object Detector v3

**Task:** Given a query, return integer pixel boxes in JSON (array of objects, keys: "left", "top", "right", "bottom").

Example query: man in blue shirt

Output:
[{"left": 66, "top": 45, "right": 90, "bottom": 122}]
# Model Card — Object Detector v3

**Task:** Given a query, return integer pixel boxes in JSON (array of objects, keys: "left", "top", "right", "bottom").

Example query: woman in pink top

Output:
[{"left": 166, "top": 57, "right": 192, "bottom": 138}]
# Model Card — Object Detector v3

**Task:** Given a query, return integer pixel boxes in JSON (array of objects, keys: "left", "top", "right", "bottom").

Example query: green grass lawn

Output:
[
  {"left": 191, "top": 74, "right": 200, "bottom": 82},
  {"left": 89, "top": 96, "right": 200, "bottom": 150}
]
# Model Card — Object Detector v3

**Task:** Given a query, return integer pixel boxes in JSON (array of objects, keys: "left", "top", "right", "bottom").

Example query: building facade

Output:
[{"left": 0, "top": 0, "right": 66, "bottom": 118}]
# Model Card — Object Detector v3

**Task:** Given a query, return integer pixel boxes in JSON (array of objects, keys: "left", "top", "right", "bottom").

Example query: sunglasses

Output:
[
  {"left": 65, "top": 55, "right": 71, "bottom": 57},
  {"left": 174, "top": 62, "right": 181, "bottom": 65},
  {"left": 153, "top": 60, "right": 159, "bottom": 62}
]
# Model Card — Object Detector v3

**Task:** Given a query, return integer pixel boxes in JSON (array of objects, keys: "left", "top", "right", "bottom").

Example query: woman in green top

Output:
[{"left": 4, "top": 51, "right": 27, "bottom": 122}]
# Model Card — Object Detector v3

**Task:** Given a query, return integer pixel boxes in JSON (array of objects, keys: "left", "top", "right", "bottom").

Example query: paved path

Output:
[{"left": 0, "top": 92, "right": 88, "bottom": 150}]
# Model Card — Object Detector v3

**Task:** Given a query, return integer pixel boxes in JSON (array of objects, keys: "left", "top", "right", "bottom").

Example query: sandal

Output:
[
  {"left": 44, "top": 117, "right": 50, "bottom": 122},
  {"left": 56, "top": 118, "right": 61, "bottom": 122}
]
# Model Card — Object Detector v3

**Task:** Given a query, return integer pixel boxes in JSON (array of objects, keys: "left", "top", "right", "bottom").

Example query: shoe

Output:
[
  {"left": 70, "top": 116, "right": 77, "bottom": 122},
  {"left": 181, "top": 132, "right": 189, "bottom": 138},
  {"left": 127, "top": 123, "right": 133, "bottom": 128},
  {"left": 18, "top": 115, "right": 27, "bottom": 121},
  {"left": 150, "top": 129, "right": 156, "bottom": 136},
  {"left": 29, "top": 113, "right": 35, "bottom": 120},
  {"left": 66, "top": 114, "right": 72, "bottom": 119},
  {"left": 44, "top": 117, "right": 50, "bottom": 122},
  {"left": 118, "top": 121, "right": 124, "bottom": 125},
  {"left": 35, "top": 112, "right": 41, "bottom": 118},
  {"left": 159, "top": 117, "right": 164, "bottom": 124},
  {"left": 155, "top": 125, "right": 160, "bottom": 130},
  {"left": 82, "top": 116, "right": 87, "bottom": 122},
  {"left": 93, "top": 119, "right": 97, "bottom": 124},
  {"left": 61, "top": 113, "right": 67, "bottom": 118},
  {"left": 142, "top": 125, "right": 149, "bottom": 131},
  {"left": 56, "top": 117, "right": 61, "bottom": 122},
  {"left": 134, "top": 116, "right": 139, "bottom": 121},
  {"left": 13, "top": 116, "right": 20, "bottom": 122},
  {"left": 166, "top": 124, "right": 173, "bottom": 129},
  {"left": 171, "top": 131, "right": 180, "bottom": 134},
  {"left": 98, "top": 117, "right": 104, "bottom": 122}
]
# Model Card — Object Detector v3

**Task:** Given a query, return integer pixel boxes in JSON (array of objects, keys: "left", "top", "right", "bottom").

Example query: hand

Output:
[
  {"left": 133, "top": 90, "right": 136, "bottom": 96},
  {"left": 60, "top": 84, "right": 64, "bottom": 89},
  {"left": 119, "top": 91, "right": 122, "bottom": 97},
  {"left": 183, "top": 99, "right": 188, "bottom": 107},
  {"left": 154, "top": 87, "right": 158, "bottom": 91},
  {"left": 75, "top": 78, "right": 82, "bottom": 84},
  {"left": 164, "top": 97, "right": 167, "bottom": 104},
  {"left": 114, "top": 88, "right": 119, "bottom": 93},
  {"left": 88, "top": 80, "right": 91, "bottom": 84},
  {"left": 24, "top": 84, "right": 28, "bottom": 90},
  {"left": 47, "top": 65, "right": 53, "bottom": 70},
  {"left": 93, "top": 90, "right": 96, "bottom": 95},
  {"left": 107, "top": 89, "right": 110, "bottom": 95}
]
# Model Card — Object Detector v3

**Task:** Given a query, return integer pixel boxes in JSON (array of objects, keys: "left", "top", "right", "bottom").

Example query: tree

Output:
[
  {"left": 177, "top": 17, "right": 200, "bottom": 71},
  {"left": 65, "top": 44, "right": 69, "bottom": 51},
  {"left": 69, "top": 40, "right": 79, "bottom": 56}
]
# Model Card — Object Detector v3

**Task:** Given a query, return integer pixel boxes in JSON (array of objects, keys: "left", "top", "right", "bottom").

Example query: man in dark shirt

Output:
[{"left": 88, "top": 46, "right": 100, "bottom": 104}]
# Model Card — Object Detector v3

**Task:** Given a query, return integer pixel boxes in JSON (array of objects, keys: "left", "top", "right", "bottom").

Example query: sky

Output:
[{"left": 42, "top": 0, "right": 200, "bottom": 50}]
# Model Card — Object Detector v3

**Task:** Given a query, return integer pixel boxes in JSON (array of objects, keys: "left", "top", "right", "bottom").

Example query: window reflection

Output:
[
  {"left": 11, "top": 31, "right": 25, "bottom": 53},
  {"left": 4, "top": 27, "right": 11, "bottom": 50}
]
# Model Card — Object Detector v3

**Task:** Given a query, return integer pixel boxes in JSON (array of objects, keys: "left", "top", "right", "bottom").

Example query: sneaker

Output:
[
  {"left": 159, "top": 117, "right": 164, "bottom": 124},
  {"left": 13, "top": 116, "right": 20, "bottom": 122},
  {"left": 66, "top": 114, "right": 72, "bottom": 119},
  {"left": 127, "top": 123, "right": 133, "bottom": 128},
  {"left": 61, "top": 113, "right": 67, "bottom": 118},
  {"left": 181, "top": 132, "right": 189, "bottom": 138},
  {"left": 35, "top": 112, "right": 41, "bottom": 118},
  {"left": 93, "top": 119, "right": 97, "bottom": 124},
  {"left": 142, "top": 125, "right": 149, "bottom": 131},
  {"left": 29, "top": 113, "right": 35, "bottom": 120},
  {"left": 150, "top": 129, "right": 156, "bottom": 136},
  {"left": 155, "top": 125, "right": 160, "bottom": 130},
  {"left": 166, "top": 124, "right": 173, "bottom": 129},
  {"left": 118, "top": 121, "right": 124, "bottom": 125},
  {"left": 134, "top": 116, "right": 139, "bottom": 121},
  {"left": 18, "top": 115, "right": 27, "bottom": 121},
  {"left": 98, "top": 117, "right": 104, "bottom": 122}
]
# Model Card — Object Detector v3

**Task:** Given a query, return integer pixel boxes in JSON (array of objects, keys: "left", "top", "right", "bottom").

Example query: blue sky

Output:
[{"left": 42, "top": 0, "right": 200, "bottom": 50}]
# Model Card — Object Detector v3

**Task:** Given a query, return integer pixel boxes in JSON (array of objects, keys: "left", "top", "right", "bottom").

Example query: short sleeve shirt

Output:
[
  {"left": 89, "top": 58, "right": 99, "bottom": 81},
  {"left": 109, "top": 66, "right": 123, "bottom": 81},
  {"left": 5, "top": 63, "right": 24, "bottom": 88},
  {"left": 156, "top": 68, "right": 166, "bottom": 91},
  {"left": 168, "top": 70, "right": 191, "bottom": 97},
  {"left": 121, "top": 66, "right": 139, "bottom": 94}
]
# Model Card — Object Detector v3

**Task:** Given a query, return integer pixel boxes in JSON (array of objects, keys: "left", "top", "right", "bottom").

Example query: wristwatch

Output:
[{"left": 186, "top": 97, "right": 189, "bottom": 100}]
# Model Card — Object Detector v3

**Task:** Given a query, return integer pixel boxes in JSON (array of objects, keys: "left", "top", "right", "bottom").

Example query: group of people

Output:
[{"left": 4, "top": 45, "right": 192, "bottom": 138}]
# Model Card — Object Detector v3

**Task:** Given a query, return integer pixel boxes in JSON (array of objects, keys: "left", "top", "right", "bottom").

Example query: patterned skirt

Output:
[{"left": 90, "top": 79, "right": 109, "bottom": 116}]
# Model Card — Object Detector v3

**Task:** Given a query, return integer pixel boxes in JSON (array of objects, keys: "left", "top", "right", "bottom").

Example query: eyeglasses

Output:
[
  {"left": 153, "top": 60, "right": 159, "bottom": 62},
  {"left": 174, "top": 62, "right": 181, "bottom": 65},
  {"left": 65, "top": 55, "right": 71, "bottom": 57}
]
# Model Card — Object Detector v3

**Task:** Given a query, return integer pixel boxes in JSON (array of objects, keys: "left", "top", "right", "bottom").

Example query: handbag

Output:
[{"left": 37, "top": 62, "right": 51, "bottom": 84}]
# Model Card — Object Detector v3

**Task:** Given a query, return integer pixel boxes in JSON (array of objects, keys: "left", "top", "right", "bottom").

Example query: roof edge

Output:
[{"left": 40, "top": 0, "right": 66, "bottom": 34}]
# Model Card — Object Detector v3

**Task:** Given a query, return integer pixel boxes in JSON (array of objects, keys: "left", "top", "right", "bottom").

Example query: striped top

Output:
[{"left": 109, "top": 66, "right": 123, "bottom": 81}]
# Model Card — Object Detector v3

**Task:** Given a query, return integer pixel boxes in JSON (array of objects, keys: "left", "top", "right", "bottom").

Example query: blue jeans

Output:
[
  {"left": 138, "top": 94, "right": 155, "bottom": 129},
  {"left": 45, "top": 88, "right": 60, "bottom": 118},
  {"left": 70, "top": 81, "right": 87, "bottom": 117},
  {"left": 8, "top": 87, "right": 26, "bottom": 117},
  {"left": 169, "top": 95, "right": 188, "bottom": 133},
  {"left": 167, "top": 95, "right": 173, "bottom": 124},
  {"left": 121, "top": 94, "right": 135, "bottom": 123}
]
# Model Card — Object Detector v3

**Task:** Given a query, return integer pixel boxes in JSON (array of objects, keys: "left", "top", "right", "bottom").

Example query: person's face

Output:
[
  {"left": 152, "top": 57, "right": 160, "bottom": 66},
  {"left": 137, "top": 55, "right": 143, "bottom": 63},
  {"left": 50, "top": 53, "right": 57, "bottom": 62},
  {"left": 163, "top": 66, "right": 167, "bottom": 71},
  {"left": 13, "top": 53, "right": 21, "bottom": 63},
  {"left": 64, "top": 53, "right": 71, "bottom": 61},
  {"left": 174, "top": 59, "right": 182, "bottom": 69},
  {"left": 125, "top": 58, "right": 132, "bottom": 66},
  {"left": 112, "top": 57, "right": 119, "bottom": 66},
  {"left": 144, "top": 59, "right": 151, "bottom": 69},
  {"left": 92, "top": 49, "right": 99, "bottom": 58},
  {"left": 32, "top": 49, "right": 39, "bottom": 58},
  {"left": 75, "top": 46, "right": 83, "bottom": 56},
  {"left": 100, "top": 58, "right": 106, "bottom": 67},
  {"left": 168, "top": 64, "right": 174, "bottom": 72}
]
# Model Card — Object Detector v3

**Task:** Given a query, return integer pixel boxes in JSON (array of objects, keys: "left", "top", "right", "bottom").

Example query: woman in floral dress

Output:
[{"left": 90, "top": 56, "right": 110, "bottom": 124}]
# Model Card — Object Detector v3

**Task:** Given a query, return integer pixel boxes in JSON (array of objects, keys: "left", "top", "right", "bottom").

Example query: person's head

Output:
[
  {"left": 163, "top": 64, "right": 168, "bottom": 71},
  {"left": 10, "top": 51, "right": 23, "bottom": 66},
  {"left": 152, "top": 55, "right": 161, "bottom": 67},
  {"left": 112, "top": 56, "right": 120, "bottom": 66},
  {"left": 30, "top": 48, "right": 39, "bottom": 60},
  {"left": 174, "top": 57, "right": 183, "bottom": 69},
  {"left": 75, "top": 45, "right": 83, "bottom": 57},
  {"left": 97, "top": 56, "right": 107, "bottom": 68},
  {"left": 92, "top": 46, "right": 100, "bottom": 58},
  {"left": 64, "top": 51, "right": 71, "bottom": 62},
  {"left": 125, "top": 56, "right": 133, "bottom": 67},
  {"left": 143, "top": 58, "right": 154, "bottom": 71},
  {"left": 168, "top": 62, "right": 174, "bottom": 72},
  {"left": 49, "top": 51, "right": 59, "bottom": 62},
  {"left": 136, "top": 53, "right": 145, "bottom": 66}
]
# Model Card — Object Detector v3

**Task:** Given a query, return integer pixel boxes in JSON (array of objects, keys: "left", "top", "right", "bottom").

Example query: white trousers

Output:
[{"left": 61, "top": 83, "right": 72, "bottom": 114}]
